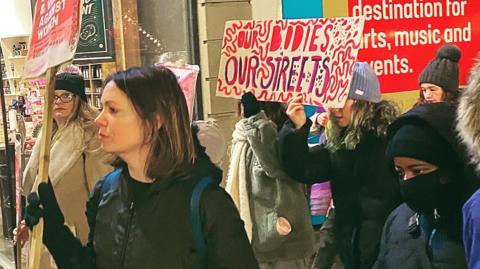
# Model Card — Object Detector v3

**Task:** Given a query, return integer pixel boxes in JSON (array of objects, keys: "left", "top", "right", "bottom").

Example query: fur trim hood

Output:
[{"left": 457, "top": 57, "right": 480, "bottom": 171}]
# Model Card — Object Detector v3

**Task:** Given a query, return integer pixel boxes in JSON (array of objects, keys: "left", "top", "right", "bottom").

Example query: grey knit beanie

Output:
[
  {"left": 418, "top": 44, "right": 461, "bottom": 93},
  {"left": 347, "top": 62, "right": 381, "bottom": 103}
]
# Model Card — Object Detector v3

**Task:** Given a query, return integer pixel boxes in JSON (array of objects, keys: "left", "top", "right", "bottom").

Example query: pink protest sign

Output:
[
  {"left": 217, "top": 17, "right": 365, "bottom": 108},
  {"left": 161, "top": 64, "right": 199, "bottom": 121}
]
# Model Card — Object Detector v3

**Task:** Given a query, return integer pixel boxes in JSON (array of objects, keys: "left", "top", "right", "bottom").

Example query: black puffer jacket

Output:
[
  {"left": 278, "top": 120, "right": 401, "bottom": 269},
  {"left": 373, "top": 204, "right": 467, "bottom": 269},
  {"left": 43, "top": 140, "right": 260, "bottom": 269}
]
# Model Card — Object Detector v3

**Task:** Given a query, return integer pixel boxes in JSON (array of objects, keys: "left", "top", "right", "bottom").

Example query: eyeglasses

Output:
[{"left": 53, "top": 93, "right": 74, "bottom": 103}]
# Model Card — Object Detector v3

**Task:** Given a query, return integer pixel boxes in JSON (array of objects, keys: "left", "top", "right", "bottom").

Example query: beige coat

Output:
[{"left": 23, "top": 122, "right": 113, "bottom": 269}]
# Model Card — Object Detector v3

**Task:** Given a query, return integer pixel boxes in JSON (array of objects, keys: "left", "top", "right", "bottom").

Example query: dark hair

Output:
[
  {"left": 236, "top": 100, "right": 288, "bottom": 131},
  {"left": 259, "top": 101, "right": 288, "bottom": 131},
  {"left": 105, "top": 66, "right": 195, "bottom": 180},
  {"left": 417, "top": 87, "right": 460, "bottom": 105}
]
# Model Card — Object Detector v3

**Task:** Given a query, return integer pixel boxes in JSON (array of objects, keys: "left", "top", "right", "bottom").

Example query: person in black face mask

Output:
[{"left": 373, "top": 102, "right": 469, "bottom": 269}]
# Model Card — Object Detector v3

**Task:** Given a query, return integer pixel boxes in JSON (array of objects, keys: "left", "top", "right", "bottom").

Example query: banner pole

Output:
[{"left": 28, "top": 66, "right": 57, "bottom": 269}]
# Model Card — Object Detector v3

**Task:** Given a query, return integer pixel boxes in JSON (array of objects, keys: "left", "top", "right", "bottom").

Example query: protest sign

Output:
[
  {"left": 217, "top": 17, "right": 364, "bottom": 107},
  {"left": 161, "top": 64, "right": 200, "bottom": 121},
  {"left": 348, "top": 0, "right": 480, "bottom": 93},
  {"left": 25, "top": 0, "right": 82, "bottom": 77},
  {"left": 24, "top": 1, "right": 82, "bottom": 269}
]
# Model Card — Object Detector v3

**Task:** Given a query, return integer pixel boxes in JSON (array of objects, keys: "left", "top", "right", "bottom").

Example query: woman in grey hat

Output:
[
  {"left": 279, "top": 62, "right": 401, "bottom": 269},
  {"left": 417, "top": 44, "right": 461, "bottom": 105}
]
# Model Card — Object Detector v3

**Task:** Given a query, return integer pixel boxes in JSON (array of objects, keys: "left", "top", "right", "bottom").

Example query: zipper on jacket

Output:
[{"left": 120, "top": 201, "right": 135, "bottom": 268}]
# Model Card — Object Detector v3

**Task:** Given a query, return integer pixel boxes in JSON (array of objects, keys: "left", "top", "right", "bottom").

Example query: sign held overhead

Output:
[
  {"left": 25, "top": 0, "right": 82, "bottom": 78},
  {"left": 217, "top": 17, "right": 365, "bottom": 108}
]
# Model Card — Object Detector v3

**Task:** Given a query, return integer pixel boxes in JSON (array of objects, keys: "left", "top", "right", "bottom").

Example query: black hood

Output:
[
  {"left": 387, "top": 102, "right": 479, "bottom": 201},
  {"left": 387, "top": 102, "right": 462, "bottom": 163}
]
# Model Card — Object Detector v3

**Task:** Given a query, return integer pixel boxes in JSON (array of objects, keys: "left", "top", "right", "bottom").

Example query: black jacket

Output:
[
  {"left": 388, "top": 102, "right": 479, "bottom": 197},
  {"left": 44, "top": 150, "right": 260, "bottom": 269},
  {"left": 278, "top": 120, "right": 401, "bottom": 269},
  {"left": 373, "top": 204, "right": 467, "bottom": 269},
  {"left": 374, "top": 103, "right": 469, "bottom": 269}
]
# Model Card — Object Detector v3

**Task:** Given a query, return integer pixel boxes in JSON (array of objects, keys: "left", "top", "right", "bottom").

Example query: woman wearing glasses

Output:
[{"left": 20, "top": 66, "right": 112, "bottom": 269}]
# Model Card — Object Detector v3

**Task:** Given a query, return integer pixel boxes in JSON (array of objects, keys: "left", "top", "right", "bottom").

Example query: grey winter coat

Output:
[{"left": 243, "top": 112, "right": 315, "bottom": 263}]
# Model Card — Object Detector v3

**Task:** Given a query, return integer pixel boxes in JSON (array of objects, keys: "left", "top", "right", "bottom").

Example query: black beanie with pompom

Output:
[{"left": 418, "top": 44, "right": 461, "bottom": 93}]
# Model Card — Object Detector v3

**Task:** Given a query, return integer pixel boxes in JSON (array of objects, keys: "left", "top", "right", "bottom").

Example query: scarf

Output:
[{"left": 225, "top": 120, "right": 253, "bottom": 241}]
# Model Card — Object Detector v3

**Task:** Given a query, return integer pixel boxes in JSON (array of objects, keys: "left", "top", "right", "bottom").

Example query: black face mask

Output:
[{"left": 399, "top": 170, "right": 447, "bottom": 214}]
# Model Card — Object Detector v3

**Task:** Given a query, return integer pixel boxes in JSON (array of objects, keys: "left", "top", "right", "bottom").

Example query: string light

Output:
[{"left": 123, "top": 13, "right": 164, "bottom": 51}]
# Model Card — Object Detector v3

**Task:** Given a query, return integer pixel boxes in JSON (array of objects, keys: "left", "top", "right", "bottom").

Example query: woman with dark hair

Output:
[
  {"left": 416, "top": 44, "right": 461, "bottom": 105},
  {"left": 20, "top": 66, "right": 259, "bottom": 269},
  {"left": 279, "top": 62, "right": 401, "bottom": 269}
]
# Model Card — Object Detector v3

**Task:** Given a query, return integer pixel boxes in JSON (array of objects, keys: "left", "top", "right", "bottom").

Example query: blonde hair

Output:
[
  {"left": 53, "top": 96, "right": 99, "bottom": 135},
  {"left": 326, "top": 100, "right": 400, "bottom": 152}
]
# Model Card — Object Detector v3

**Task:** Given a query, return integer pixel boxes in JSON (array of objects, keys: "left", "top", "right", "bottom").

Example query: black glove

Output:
[
  {"left": 25, "top": 180, "right": 85, "bottom": 268},
  {"left": 24, "top": 180, "right": 65, "bottom": 235},
  {"left": 241, "top": 92, "right": 260, "bottom": 118},
  {"left": 24, "top": 192, "right": 43, "bottom": 230},
  {"left": 38, "top": 180, "right": 65, "bottom": 231}
]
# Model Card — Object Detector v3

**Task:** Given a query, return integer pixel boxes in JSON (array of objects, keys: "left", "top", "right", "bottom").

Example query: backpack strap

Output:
[
  {"left": 100, "top": 168, "right": 123, "bottom": 198},
  {"left": 191, "top": 176, "right": 214, "bottom": 268},
  {"left": 89, "top": 168, "right": 123, "bottom": 245}
]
